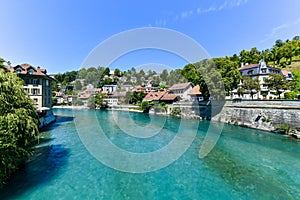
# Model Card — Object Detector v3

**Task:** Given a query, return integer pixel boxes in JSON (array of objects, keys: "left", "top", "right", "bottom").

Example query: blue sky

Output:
[{"left": 1, "top": 0, "right": 300, "bottom": 74}]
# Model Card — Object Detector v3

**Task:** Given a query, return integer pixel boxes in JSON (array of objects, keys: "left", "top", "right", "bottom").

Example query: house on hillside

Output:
[
  {"left": 143, "top": 91, "right": 179, "bottom": 104},
  {"left": 104, "top": 91, "right": 126, "bottom": 106},
  {"left": 143, "top": 91, "right": 167, "bottom": 103},
  {"left": 55, "top": 91, "right": 65, "bottom": 104},
  {"left": 102, "top": 84, "right": 117, "bottom": 93},
  {"left": 160, "top": 93, "right": 180, "bottom": 104},
  {"left": 232, "top": 59, "right": 293, "bottom": 99},
  {"left": 168, "top": 82, "right": 193, "bottom": 101},
  {"left": 7, "top": 63, "right": 54, "bottom": 108},
  {"left": 188, "top": 85, "right": 204, "bottom": 102},
  {"left": 281, "top": 69, "right": 294, "bottom": 81}
]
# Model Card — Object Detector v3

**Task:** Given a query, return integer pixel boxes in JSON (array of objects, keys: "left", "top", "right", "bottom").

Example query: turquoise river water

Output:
[{"left": 0, "top": 109, "right": 300, "bottom": 199}]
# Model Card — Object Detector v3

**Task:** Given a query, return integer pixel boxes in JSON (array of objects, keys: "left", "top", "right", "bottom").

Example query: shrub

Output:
[
  {"left": 275, "top": 124, "right": 291, "bottom": 134},
  {"left": 284, "top": 91, "right": 297, "bottom": 100},
  {"left": 170, "top": 108, "right": 181, "bottom": 116}
]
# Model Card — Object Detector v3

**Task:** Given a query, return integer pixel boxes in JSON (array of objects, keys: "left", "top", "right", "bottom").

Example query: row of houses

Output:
[
  {"left": 6, "top": 60, "right": 295, "bottom": 110},
  {"left": 55, "top": 81, "right": 204, "bottom": 107}
]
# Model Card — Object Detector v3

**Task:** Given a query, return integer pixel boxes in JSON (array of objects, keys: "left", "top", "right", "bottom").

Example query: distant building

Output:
[
  {"left": 168, "top": 82, "right": 193, "bottom": 101},
  {"left": 234, "top": 60, "right": 293, "bottom": 99},
  {"left": 104, "top": 91, "right": 126, "bottom": 106},
  {"left": 102, "top": 84, "right": 117, "bottom": 93},
  {"left": 188, "top": 85, "right": 204, "bottom": 102},
  {"left": 7, "top": 63, "right": 54, "bottom": 108},
  {"left": 281, "top": 69, "right": 294, "bottom": 81}
]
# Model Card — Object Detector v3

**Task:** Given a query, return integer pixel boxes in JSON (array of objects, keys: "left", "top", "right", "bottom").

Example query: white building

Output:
[
  {"left": 168, "top": 82, "right": 193, "bottom": 101},
  {"left": 233, "top": 60, "right": 293, "bottom": 100}
]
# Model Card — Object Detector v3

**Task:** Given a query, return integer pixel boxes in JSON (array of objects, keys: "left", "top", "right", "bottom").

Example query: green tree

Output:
[
  {"left": 87, "top": 96, "right": 96, "bottom": 109},
  {"left": 275, "top": 39, "right": 284, "bottom": 47},
  {"left": 140, "top": 101, "right": 151, "bottom": 113},
  {"left": 0, "top": 60, "right": 39, "bottom": 186},
  {"left": 284, "top": 91, "right": 297, "bottom": 99},
  {"left": 74, "top": 80, "right": 82, "bottom": 91},
  {"left": 265, "top": 74, "right": 290, "bottom": 99},
  {"left": 160, "top": 69, "right": 169, "bottom": 82},
  {"left": 95, "top": 93, "right": 108, "bottom": 109},
  {"left": 74, "top": 99, "right": 84, "bottom": 106},
  {"left": 291, "top": 71, "right": 300, "bottom": 92},
  {"left": 241, "top": 76, "right": 260, "bottom": 99},
  {"left": 114, "top": 68, "right": 121, "bottom": 77}
]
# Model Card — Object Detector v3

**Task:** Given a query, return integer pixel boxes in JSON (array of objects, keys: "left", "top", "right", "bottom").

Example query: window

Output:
[
  {"left": 45, "top": 80, "right": 49, "bottom": 86},
  {"left": 15, "top": 68, "right": 22, "bottom": 73},
  {"left": 247, "top": 70, "right": 253, "bottom": 75},
  {"left": 25, "top": 79, "right": 29, "bottom": 85},
  {"left": 32, "top": 88, "right": 40, "bottom": 95},
  {"left": 261, "top": 69, "right": 266, "bottom": 73},
  {"left": 33, "top": 79, "right": 39, "bottom": 85},
  {"left": 27, "top": 69, "right": 34, "bottom": 75}
]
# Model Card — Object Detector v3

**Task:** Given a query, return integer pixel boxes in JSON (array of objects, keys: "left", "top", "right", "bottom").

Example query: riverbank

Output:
[{"left": 211, "top": 100, "right": 300, "bottom": 139}]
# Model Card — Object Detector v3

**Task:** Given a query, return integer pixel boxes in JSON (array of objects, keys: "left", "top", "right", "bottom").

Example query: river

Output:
[{"left": 0, "top": 108, "right": 299, "bottom": 199}]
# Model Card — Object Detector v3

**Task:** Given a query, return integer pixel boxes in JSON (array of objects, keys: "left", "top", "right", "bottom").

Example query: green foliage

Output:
[
  {"left": 262, "top": 116, "right": 271, "bottom": 123},
  {"left": 129, "top": 91, "right": 146, "bottom": 104},
  {"left": 140, "top": 101, "right": 151, "bottom": 113},
  {"left": 275, "top": 124, "right": 291, "bottom": 134},
  {"left": 87, "top": 96, "right": 95, "bottom": 109},
  {"left": 265, "top": 74, "right": 291, "bottom": 99},
  {"left": 74, "top": 99, "right": 84, "bottom": 106},
  {"left": 181, "top": 60, "right": 226, "bottom": 100},
  {"left": 291, "top": 71, "right": 300, "bottom": 92},
  {"left": 74, "top": 80, "right": 82, "bottom": 91},
  {"left": 0, "top": 63, "right": 39, "bottom": 187},
  {"left": 284, "top": 91, "right": 297, "bottom": 99},
  {"left": 114, "top": 68, "right": 121, "bottom": 77},
  {"left": 241, "top": 76, "right": 260, "bottom": 99},
  {"left": 94, "top": 93, "right": 108, "bottom": 109},
  {"left": 170, "top": 108, "right": 181, "bottom": 116}
]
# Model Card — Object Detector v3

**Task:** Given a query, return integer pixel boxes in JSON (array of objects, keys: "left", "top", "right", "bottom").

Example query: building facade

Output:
[
  {"left": 7, "top": 64, "right": 54, "bottom": 108},
  {"left": 168, "top": 82, "right": 193, "bottom": 101},
  {"left": 232, "top": 60, "right": 293, "bottom": 99}
]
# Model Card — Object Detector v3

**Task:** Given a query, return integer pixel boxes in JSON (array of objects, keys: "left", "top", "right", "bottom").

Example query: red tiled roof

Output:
[
  {"left": 160, "top": 93, "right": 178, "bottom": 101},
  {"left": 143, "top": 91, "right": 167, "bottom": 101},
  {"left": 169, "top": 82, "right": 192, "bottom": 90},
  {"left": 238, "top": 64, "right": 259, "bottom": 71},
  {"left": 6, "top": 64, "right": 54, "bottom": 79},
  {"left": 188, "top": 85, "right": 202, "bottom": 95}
]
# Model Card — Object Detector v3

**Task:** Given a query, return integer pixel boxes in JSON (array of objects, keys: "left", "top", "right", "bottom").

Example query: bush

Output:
[
  {"left": 275, "top": 124, "right": 291, "bottom": 134},
  {"left": 170, "top": 108, "right": 181, "bottom": 116},
  {"left": 284, "top": 91, "right": 297, "bottom": 99},
  {"left": 74, "top": 99, "right": 84, "bottom": 106},
  {"left": 140, "top": 101, "right": 151, "bottom": 113}
]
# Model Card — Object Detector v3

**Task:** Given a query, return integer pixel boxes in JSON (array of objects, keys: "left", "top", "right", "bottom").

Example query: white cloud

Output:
[
  {"left": 182, "top": 0, "right": 248, "bottom": 19},
  {"left": 259, "top": 18, "right": 300, "bottom": 45},
  {"left": 152, "top": 0, "right": 248, "bottom": 27}
]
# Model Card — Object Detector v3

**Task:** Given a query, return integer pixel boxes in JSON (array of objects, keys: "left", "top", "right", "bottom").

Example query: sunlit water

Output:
[{"left": 1, "top": 109, "right": 299, "bottom": 199}]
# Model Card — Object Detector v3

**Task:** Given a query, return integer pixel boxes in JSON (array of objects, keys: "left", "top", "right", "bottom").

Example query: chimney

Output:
[{"left": 241, "top": 62, "right": 244, "bottom": 68}]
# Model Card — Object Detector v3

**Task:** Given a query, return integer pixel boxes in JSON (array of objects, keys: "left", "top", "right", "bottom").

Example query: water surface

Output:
[{"left": 0, "top": 109, "right": 299, "bottom": 199}]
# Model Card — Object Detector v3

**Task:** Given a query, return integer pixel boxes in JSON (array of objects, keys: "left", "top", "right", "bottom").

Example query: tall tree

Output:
[
  {"left": 0, "top": 59, "right": 39, "bottom": 186},
  {"left": 265, "top": 74, "right": 290, "bottom": 99},
  {"left": 241, "top": 76, "right": 260, "bottom": 99}
]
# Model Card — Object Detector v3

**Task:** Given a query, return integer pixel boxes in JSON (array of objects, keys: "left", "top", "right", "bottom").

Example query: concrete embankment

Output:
[
  {"left": 213, "top": 100, "right": 300, "bottom": 138},
  {"left": 172, "top": 100, "right": 300, "bottom": 138}
]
